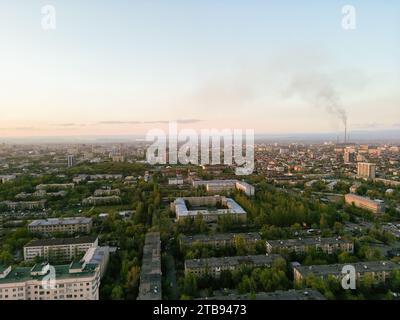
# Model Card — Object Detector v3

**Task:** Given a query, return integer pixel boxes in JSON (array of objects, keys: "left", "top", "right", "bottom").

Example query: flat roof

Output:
[
  {"left": 28, "top": 217, "right": 92, "bottom": 227},
  {"left": 24, "top": 236, "right": 97, "bottom": 248},
  {"left": 180, "top": 232, "right": 262, "bottom": 244},
  {"left": 266, "top": 237, "right": 353, "bottom": 247},
  {"left": 186, "top": 254, "right": 282, "bottom": 269},
  {"left": 295, "top": 260, "right": 400, "bottom": 278},
  {"left": 0, "top": 263, "right": 97, "bottom": 284},
  {"left": 199, "top": 289, "right": 326, "bottom": 300}
]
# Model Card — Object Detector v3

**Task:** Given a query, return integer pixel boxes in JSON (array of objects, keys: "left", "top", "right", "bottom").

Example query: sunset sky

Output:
[{"left": 0, "top": 0, "right": 399, "bottom": 137}]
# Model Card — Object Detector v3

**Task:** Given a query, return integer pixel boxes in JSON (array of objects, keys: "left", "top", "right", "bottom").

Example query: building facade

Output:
[
  {"left": 185, "top": 254, "right": 283, "bottom": 278},
  {"left": 24, "top": 237, "right": 98, "bottom": 262},
  {"left": 266, "top": 237, "right": 354, "bottom": 255},
  {"left": 0, "top": 262, "right": 100, "bottom": 300},
  {"left": 345, "top": 193, "right": 385, "bottom": 214},
  {"left": 28, "top": 217, "right": 93, "bottom": 234}
]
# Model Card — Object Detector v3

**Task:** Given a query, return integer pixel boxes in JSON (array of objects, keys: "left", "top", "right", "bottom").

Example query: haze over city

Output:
[{"left": 0, "top": 0, "right": 399, "bottom": 139}]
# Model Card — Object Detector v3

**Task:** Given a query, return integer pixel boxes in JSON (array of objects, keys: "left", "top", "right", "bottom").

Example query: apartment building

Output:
[
  {"left": 357, "top": 162, "right": 376, "bottom": 179},
  {"left": 192, "top": 179, "right": 255, "bottom": 196},
  {"left": 23, "top": 236, "right": 98, "bottom": 262},
  {"left": 185, "top": 254, "right": 283, "bottom": 278},
  {"left": 36, "top": 183, "right": 75, "bottom": 191},
  {"left": 293, "top": 261, "right": 400, "bottom": 285},
  {"left": 345, "top": 193, "right": 385, "bottom": 214},
  {"left": 180, "top": 232, "right": 262, "bottom": 249},
  {"left": 171, "top": 196, "right": 247, "bottom": 222},
  {"left": 200, "top": 289, "right": 326, "bottom": 300},
  {"left": 137, "top": 232, "right": 162, "bottom": 300},
  {"left": 266, "top": 237, "right": 354, "bottom": 255},
  {"left": 0, "top": 262, "right": 100, "bottom": 300},
  {"left": 93, "top": 189, "right": 121, "bottom": 196},
  {"left": 82, "top": 196, "right": 121, "bottom": 206},
  {"left": 1, "top": 200, "right": 46, "bottom": 210},
  {"left": 28, "top": 217, "right": 93, "bottom": 234}
]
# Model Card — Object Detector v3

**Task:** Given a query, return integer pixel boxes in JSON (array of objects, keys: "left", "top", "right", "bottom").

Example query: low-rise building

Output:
[
  {"left": 293, "top": 261, "right": 400, "bottom": 285},
  {"left": 171, "top": 196, "right": 247, "bottom": 222},
  {"left": 137, "top": 232, "right": 162, "bottom": 300},
  {"left": 185, "top": 254, "right": 283, "bottom": 278},
  {"left": 36, "top": 183, "right": 74, "bottom": 191},
  {"left": 199, "top": 289, "right": 326, "bottom": 300},
  {"left": 266, "top": 237, "right": 354, "bottom": 255},
  {"left": 192, "top": 180, "right": 255, "bottom": 196},
  {"left": 1, "top": 200, "right": 46, "bottom": 210},
  {"left": 28, "top": 217, "right": 92, "bottom": 234},
  {"left": 23, "top": 237, "right": 98, "bottom": 262},
  {"left": 180, "top": 232, "right": 262, "bottom": 249},
  {"left": 345, "top": 193, "right": 385, "bottom": 214},
  {"left": 82, "top": 196, "right": 121, "bottom": 206},
  {"left": 93, "top": 189, "right": 120, "bottom": 197}
]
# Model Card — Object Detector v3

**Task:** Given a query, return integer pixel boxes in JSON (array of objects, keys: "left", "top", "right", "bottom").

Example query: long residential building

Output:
[
  {"left": 180, "top": 232, "right": 262, "bottom": 249},
  {"left": 171, "top": 196, "right": 247, "bottom": 222},
  {"left": 36, "top": 183, "right": 75, "bottom": 191},
  {"left": 1, "top": 200, "right": 46, "bottom": 210},
  {"left": 82, "top": 195, "right": 121, "bottom": 206},
  {"left": 23, "top": 237, "right": 98, "bottom": 262},
  {"left": 93, "top": 189, "right": 121, "bottom": 196},
  {"left": 293, "top": 261, "right": 400, "bottom": 285},
  {"left": 192, "top": 180, "right": 255, "bottom": 196},
  {"left": 137, "top": 232, "right": 162, "bottom": 300},
  {"left": 28, "top": 217, "right": 93, "bottom": 234},
  {"left": 185, "top": 254, "right": 283, "bottom": 278},
  {"left": 199, "top": 289, "right": 326, "bottom": 300},
  {"left": 345, "top": 193, "right": 385, "bottom": 214},
  {"left": 0, "top": 262, "right": 100, "bottom": 300},
  {"left": 266, "top": 237, "right": 354, "bottom": 255}
]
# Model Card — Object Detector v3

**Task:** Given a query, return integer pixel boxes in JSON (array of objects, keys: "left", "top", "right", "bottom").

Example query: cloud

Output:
[
  {"left": 54, "top": 123, "right": 76, "bottom": 127},
  {"left": 97, "top": 121, "right": 141, "bottom": 125},
  {"left": 98, "top": 119, "right": 203, "bottom": 125},
  {"left": 352, "top": 122, "right": 383, "bottom": 129},
  {"left": 0, "top": 126, "right": 40, "bottom": 131}
]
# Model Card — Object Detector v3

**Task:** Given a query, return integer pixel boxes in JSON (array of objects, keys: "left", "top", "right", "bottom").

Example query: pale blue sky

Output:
[{"left": 0, "top": 0, "right": 399, "bottom": 136}]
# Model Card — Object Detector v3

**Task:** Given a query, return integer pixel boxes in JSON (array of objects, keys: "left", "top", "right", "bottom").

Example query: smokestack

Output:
[{"left": 344, "top": 123, "right": 347, "bottom": 144}]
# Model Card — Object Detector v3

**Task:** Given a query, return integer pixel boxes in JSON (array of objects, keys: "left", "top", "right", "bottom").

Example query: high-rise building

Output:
[
  {"left": 357, "top": 162, "right": 376, "bottom": 179},
  {"left": 344, "top": 151, "right": 355, "bottom": 163},
  {"left": 67, "top": 155, "right": 75, "bottom": 168}
]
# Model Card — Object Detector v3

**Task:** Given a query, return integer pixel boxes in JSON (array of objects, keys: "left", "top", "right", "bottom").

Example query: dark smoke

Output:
[{"left": 287, "top": 72, "right": 347, "bottom": 128}]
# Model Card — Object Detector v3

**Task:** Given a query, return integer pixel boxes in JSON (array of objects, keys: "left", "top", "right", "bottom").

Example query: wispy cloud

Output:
[
  {"left": 97, "top": 121, "right": 141, "bottom": 125},
  {"left": 352, "top": 122, "right": 384, "bottom": 129},
  {"left": 98, "top": 119, "right": 202, "bottom": 125},
  {"left": 0, "top": 126, "right": 41, "bottom": 131}
]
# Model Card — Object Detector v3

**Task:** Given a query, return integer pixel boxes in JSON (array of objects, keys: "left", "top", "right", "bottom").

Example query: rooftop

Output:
[
  {"left": 295, "top": 260, "right": 400, "bottom": 277},
  {"left": 24, "top": 236, "right": 97, "bottom": 248},
  {"left": 28, "top": 217, "right": 92, "bottom": 227},
  {"left": 186, "top": 254, "right": 283, "bottom": 269}
]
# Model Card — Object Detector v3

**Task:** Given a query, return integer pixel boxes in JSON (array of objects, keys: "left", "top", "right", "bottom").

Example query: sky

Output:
[{"left": 0, "top": 0, "right": 399, "bottom": 138}]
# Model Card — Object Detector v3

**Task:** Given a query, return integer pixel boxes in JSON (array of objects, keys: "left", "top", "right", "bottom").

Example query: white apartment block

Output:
[
  {"left": 28, "top": 217, "right": 93, "bottom": 234},
  {"left": 192, "top": 179, "right": 255, "bottom": 196},
  {"left": 23, "top": 237, "right": 98, "bottom": 262},
  {"left": 0, "top": 262, "right": 100, "bottom": 300}
]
